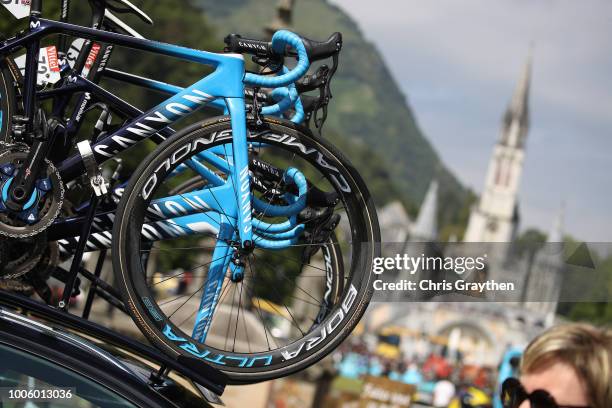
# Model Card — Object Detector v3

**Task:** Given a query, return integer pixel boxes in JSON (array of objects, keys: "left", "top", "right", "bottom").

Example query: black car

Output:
[{"left": 0, "top": 296, "right": 226, "bottom": 408}]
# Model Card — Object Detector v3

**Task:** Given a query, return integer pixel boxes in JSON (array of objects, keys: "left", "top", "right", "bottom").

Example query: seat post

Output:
[
  {"left": 70, "top": 0, "right": 106, "bottom": 75},
  {"left": 31, "top": 0, "right": 43, "bottom": 15},
  {"left": 58, "top": 0, "right": 71, "bottom": 55}
]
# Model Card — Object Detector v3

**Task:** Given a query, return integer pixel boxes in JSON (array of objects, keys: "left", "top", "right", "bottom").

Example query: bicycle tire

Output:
[{"left": 112, "top": 116, "right": 380, "bottom": 384}]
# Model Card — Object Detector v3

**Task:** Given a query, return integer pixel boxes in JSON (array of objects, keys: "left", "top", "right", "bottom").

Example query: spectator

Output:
[
  {"left": 432, "top": 375, "right": 456, "bottom": 408},
  {"left": 382, "top": 360, "right": 393, "bottom": 377},
  {"left": 389, "top": 361, "right": 406, "bottom": 382},
  {"left": 368, "top": 355, "right": 384, "bottom": 377},
  {"left": 401, "top": 362, "right": 423, "bottom": 385},
  {"left": 502, "top": 323, "right": 611, "bottom": 408}
]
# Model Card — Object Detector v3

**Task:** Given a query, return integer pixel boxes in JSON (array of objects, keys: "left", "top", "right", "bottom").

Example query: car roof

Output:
[
  {"left": 0, "top": 303, "right": 221, "bottom": 408},
  {"left": 0, "top": 290, "right": 226, "bottom": 392}
]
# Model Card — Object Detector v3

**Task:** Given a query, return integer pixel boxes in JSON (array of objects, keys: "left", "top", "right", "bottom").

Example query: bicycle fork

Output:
[
  {"left": 192, "top": 221, "right": 234, "bottom": 343},
  {"left": 192, "top": 97, "right": 252, "bottom": 343},
  {"left": 226, "top": 97, "right": 253, "bottom": 246}
]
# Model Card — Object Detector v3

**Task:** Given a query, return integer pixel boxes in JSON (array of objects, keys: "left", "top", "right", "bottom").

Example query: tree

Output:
[{"left": 557, "top": 235, "right": 612, "bottom": 324}]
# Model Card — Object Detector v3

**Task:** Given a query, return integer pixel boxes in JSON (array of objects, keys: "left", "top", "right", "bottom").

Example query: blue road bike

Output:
[{"left": 0, "top": 0, "right": 380, "bottom": 383}]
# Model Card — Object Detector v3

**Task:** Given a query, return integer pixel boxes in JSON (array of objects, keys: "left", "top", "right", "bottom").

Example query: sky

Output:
[{"left": 330, "top": 0, "right": 612, "bottom": 242}]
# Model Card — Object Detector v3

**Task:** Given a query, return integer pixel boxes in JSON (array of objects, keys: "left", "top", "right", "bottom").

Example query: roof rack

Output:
[{"left": 0, "top": 290, "right": 227, "bottom": 396}]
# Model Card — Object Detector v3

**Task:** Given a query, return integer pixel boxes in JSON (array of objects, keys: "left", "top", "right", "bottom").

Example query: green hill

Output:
[{"left": 196, "top": 0, "right": 467, "bottom": 226}]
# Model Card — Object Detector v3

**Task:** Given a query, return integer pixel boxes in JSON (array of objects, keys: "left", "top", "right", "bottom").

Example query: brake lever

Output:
[
  {"left": 312, "top": 53, "right": 339, "bottom": 132},
  {"left": 251, "top": 87, "right": 264, "bottom": 127},
  {"left": 296, "top": 64, "right": 329, "bottom": 93}
]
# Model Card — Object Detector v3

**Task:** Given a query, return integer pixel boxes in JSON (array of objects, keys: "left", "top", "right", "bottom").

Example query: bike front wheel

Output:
[{"left": 112, "top": 116, "right": 380, "bottom": 383}]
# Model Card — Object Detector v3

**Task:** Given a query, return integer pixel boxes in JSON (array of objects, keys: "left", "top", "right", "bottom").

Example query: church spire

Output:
[
  {"left": 547, "top": 202, "right": 564, "bottom": 243},
  {"left": 411, "top": 179, "right": 438, "bottom": 241},
  {"left": 463, "top": 51, "right": 533, "bottom": 243},
  {"left": 264, "top": 0, "right": 295, "bottom": 39},
  {"left": 501, "top": 53, "right": 532, "bottom": 148}
]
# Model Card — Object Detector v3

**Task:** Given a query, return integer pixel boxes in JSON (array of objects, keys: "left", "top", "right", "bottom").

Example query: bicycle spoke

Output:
[
  {"left": 252, "top": 252, "right": 324, "bottom": 307},
  {"left": 191, "top": 187, "right": 237, "bottom": 233},
  {"left": 140, "top": 245, "right": 217, "bottom": 252},
  {"left": 250, "top": 162, "right": 332, "bottom": 240},
  {"left": 266, "top": 241, "right": 354, "bottom": 248},
  {"left": 232, "top": 278, "right": 245, "bottom": 352},
  {"left": 151, "top": 254, "right": 227, "bottom": 286},
  {"left": 167, "top": 252, "right": 230, "bottom": 318},
  {"left": 167, "top": 283, "right": 205, "bottom": 319},
  {"left": 176, "top": 307, "right": 199, "bottom": 328},
  {"left": 241, "top": 282, "right": 252, "bottom": 353},
  {"left": 240, "top": 275, "right": 322, "bottom": 309},
  {"left": 253, "top": 247, "right": 330, "bottom": 274},
  {"left": 224, "top": 283, "right": 237, "bottom": 350},
  {"left": 251, "top": 252, "right": 305, "bottom": 336},
  {"left": 246, "top": 256, "right": 272, "bottom": 351}
]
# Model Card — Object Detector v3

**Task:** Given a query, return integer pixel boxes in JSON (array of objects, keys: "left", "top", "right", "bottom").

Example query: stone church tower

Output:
[
  {"left": 464, "top": 55, "right": 532, "bottom": 242},
  {"left": 264, "top": 0, "right": 295, "bottom": 39}
]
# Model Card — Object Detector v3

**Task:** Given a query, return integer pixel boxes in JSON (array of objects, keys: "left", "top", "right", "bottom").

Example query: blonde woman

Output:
[{"left": 501, "top": 323, "right": 611, "bottom": 408}]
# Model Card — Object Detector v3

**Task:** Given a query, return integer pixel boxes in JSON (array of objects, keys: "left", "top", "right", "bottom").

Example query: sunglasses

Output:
[{"left": 501, "top": 378, "right": 590, "bottom": 408}]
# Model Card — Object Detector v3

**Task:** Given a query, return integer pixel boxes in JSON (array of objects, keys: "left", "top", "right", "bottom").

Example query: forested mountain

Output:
[{"left": 196, "top": 0, "right": 468, "bottom": 229}]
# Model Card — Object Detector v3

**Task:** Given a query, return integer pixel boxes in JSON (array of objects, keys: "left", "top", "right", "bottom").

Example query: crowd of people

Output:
[{"left": 331, "top": 337, "right": 495, "bottom": 407}]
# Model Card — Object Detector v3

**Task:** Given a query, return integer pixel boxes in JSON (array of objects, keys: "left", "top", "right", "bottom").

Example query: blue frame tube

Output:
[
  {"left": 103, "top": 68, "right": 229, "bottom": 112},
  {"left": 191, "top": 221, "right": 233, "bottom": 343},
  {"left": 103, "top": 67, "right": 303, "bottom": 123},
  {"left": 0, "top": 17, "right": 245, "bottom": 182},
  {"left": 225, "top": 97, "right": 252, "bottom": 245}
]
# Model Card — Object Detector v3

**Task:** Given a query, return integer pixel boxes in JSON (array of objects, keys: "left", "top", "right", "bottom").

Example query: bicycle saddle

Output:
[{"left": 104, "top": 10, "right": 145, "bottom": 39}]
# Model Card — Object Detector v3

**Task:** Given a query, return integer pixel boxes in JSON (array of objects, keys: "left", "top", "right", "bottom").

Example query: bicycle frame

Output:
[
  {"left": 2, "top": 15, "right": 306, "bottom": 249},
  {"left": 1, "top": 12, "right": 312, "bottom": 342},
  {"left": 3, "top": 2, "right": 304, "bottom": 167},
  {"left": 0, "top": 17, "right": 258, "bottom": 241}
]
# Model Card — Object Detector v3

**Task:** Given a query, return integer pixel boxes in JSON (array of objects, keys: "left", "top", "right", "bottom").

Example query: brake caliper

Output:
[{"left": 300, "top": 207, "right": 341, "bottom": 263}]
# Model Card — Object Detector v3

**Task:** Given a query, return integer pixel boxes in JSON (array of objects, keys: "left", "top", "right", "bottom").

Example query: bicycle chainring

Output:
[
  {"left": 0, "top": 233, "right": 47, "bottom": 280},
  {"left": 0, "top": 143, "right": 64, "bottom": 238},
  {"left": 0, "top": 279, "right": 34, "bottom": 295}
]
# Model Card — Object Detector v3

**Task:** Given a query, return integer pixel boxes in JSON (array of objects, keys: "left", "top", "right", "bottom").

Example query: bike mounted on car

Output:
[{"left": 0, "top": 0, "right": 380, "bottom": 387}]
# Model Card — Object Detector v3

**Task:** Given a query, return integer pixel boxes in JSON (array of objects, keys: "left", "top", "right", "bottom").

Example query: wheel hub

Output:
[{"left": 230, "top": 241, "right": 254, "bottom": 282}]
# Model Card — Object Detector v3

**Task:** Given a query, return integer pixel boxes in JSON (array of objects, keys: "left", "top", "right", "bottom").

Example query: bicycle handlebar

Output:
[
  {"left": 224, "top": 31, "right": 342, "bottom": 63},
  {"left": 223, "top": 34, "right": 274, "bottom": 59},
  {"left": 294, "top": 32, "right": 342, "bottom": 61},
  {"left": 259, "top": 67, "right": 305, "bottom": 123},
  {"left": 243, "top": 30, "right": 309, "bottom": 88}
]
